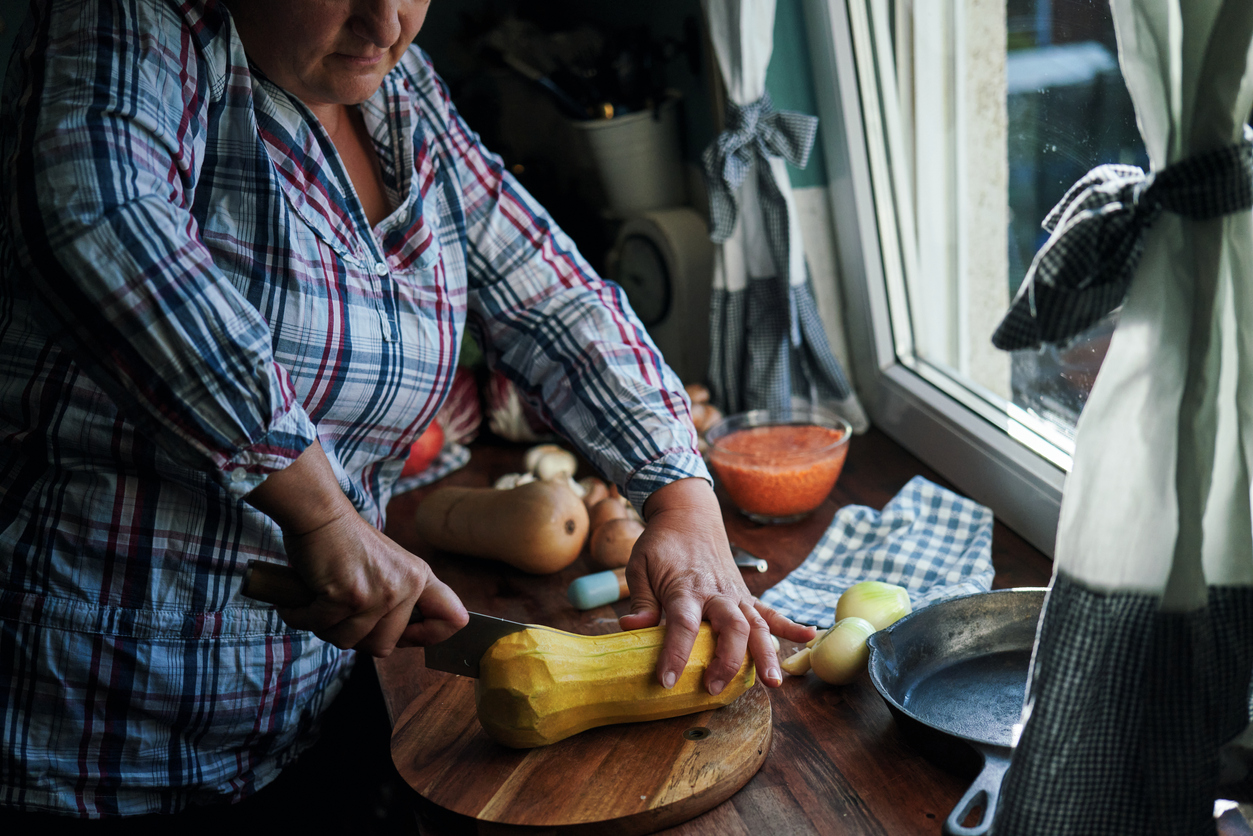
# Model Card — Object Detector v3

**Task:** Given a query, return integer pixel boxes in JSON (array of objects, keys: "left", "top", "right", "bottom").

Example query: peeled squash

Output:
[{"left": 476, "top": 623, "right": 754, "bottom": 748}]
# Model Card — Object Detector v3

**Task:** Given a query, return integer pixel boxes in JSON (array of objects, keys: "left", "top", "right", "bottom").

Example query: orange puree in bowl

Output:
[{"left": 708, "top": 424, "right": 848, "bottom": 519}]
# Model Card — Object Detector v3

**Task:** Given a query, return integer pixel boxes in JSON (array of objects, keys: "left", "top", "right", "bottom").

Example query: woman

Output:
[{"left": 0, "top": 0, "right": 815, "bottom": 822}]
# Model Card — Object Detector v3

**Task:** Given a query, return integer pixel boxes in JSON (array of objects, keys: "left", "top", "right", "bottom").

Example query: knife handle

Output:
[{"left": 241, "top": 561, "right": 424, "bottom": 624}]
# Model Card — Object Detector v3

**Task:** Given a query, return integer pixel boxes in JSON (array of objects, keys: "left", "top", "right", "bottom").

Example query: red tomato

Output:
[{"left": 401, "top": 421, "right": 445, "bottom": 477}]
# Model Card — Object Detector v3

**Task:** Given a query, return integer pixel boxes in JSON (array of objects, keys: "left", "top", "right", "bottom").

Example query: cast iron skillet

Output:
[{"left": 866, "top": 588, "right": 1045, "bottom": 836}]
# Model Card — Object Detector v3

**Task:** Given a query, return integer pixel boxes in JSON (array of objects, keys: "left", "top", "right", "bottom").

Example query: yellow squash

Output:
[{"left": 475, "top": 622, "right": 755, "bottom": 748}]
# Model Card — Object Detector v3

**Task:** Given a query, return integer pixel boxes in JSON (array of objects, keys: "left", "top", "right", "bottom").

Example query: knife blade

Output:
[{"left": 240, "top": 560, "right": 530, "bottom": 677}]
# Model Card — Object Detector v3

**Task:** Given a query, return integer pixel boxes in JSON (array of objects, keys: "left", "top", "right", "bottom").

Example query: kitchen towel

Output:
[
  {"left": 759, "top": 475, "right": 995, "bottom": 627},
  {"left": 390, "top": 442, "right": 471, "bottom": 497}
]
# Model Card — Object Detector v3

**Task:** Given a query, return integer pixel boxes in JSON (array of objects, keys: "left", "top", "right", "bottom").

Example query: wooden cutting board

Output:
[{"left": 390, "top": 651, "right": 772, "bottom": 835}]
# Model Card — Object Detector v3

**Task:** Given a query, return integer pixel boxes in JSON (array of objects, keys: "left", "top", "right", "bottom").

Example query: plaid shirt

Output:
[{"left": 0, "top": 0, "right": 706, "bottom": 816}]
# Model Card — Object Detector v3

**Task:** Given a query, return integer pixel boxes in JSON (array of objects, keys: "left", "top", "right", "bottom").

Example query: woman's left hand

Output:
[{"left": 619, "top": 478, "right": 817, "bottom": 693}]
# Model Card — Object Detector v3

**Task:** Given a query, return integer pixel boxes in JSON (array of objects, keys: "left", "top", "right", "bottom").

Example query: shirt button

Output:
[
  {"left": 374, "top": 262, "right": 389, "bottom": 276},
  {"left": 230, "top": 467, "right": 247, "bottom": 483}
]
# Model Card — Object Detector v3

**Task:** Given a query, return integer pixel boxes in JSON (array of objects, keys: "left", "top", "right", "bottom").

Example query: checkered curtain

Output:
[
  {"left": 993, "top": 2, "right": 1253, "bottom": 833},
  {"left": 700, "top": 0, "right": 867, "bottom": 428}
]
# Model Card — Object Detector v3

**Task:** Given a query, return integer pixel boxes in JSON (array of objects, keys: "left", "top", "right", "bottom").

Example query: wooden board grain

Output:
[{"left": 390, "top": 655, "right": 772, "bottom": 835}]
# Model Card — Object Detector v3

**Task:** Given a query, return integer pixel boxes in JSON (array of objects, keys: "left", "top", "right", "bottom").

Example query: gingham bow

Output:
[
  {"left": 992, "top": 125, "right": 1253, "bottom": 351},
  {"left": 702, "top": 91, "right": 818, "bottom": 243}
]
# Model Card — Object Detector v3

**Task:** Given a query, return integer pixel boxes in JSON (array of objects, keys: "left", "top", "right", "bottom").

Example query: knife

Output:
[
  {"left": 240, "top": 560, "right": 530, "bottom": 677},
  {"left": 731, "top": 546, "right": 768, "bottom": 573}
]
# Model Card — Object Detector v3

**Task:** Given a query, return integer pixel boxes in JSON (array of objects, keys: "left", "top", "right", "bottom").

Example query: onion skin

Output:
[
  {"left": 685, "top": 383, "right": 711, "bottom": 405},
  {"left": 810, "top": 617, "right": 876, "bottom": 685},
  {"left": 780, "top": 646, "right": 812, "bottom": 676},
  {"left": 588, "top": 517, "right": 644, "bottom": 571},
  {"left": 588, "top": 497, "right": 631, "bottom": 532},
  {"left": 580, "top": 478, "right": 609, "bottom": 509},
  {"left": 834, "top": 581, "right": 912, "bottom": 631}
]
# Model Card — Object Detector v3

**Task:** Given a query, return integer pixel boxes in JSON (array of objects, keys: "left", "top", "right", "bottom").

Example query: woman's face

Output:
[{"left": 229, "top": 1, "right": 431, "bottom": 108}]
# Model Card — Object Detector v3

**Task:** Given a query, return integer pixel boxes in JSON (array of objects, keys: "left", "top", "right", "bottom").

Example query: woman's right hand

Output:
[{"left": 245, "top": 439, "right": 468, "bottom": 656}]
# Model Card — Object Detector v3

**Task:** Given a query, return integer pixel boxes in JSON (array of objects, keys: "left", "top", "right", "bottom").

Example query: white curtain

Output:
[
  {"left": 995, "top": 0, "right": 1253, "bottom": 832},
  {"left": 700, "top": 0, "right": 867, "bottom": 428}
]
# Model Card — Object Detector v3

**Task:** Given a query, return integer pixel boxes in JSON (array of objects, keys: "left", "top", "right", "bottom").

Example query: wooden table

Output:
[{"left": 377, "top": 427, "right": 1054, "bottom": 835}]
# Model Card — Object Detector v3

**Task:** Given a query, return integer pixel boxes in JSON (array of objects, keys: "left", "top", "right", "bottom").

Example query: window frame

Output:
[{"left": 801, "top": 0, "right": 1066, "bottom": 556}]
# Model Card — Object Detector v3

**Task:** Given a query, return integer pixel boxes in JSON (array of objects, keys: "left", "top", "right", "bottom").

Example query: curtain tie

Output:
[
  {"left": 701, "top": 91, "right": 818, "bottom": 244},
  {"left": 992, "top": 124, "right": 1253, "bottom": 351}
]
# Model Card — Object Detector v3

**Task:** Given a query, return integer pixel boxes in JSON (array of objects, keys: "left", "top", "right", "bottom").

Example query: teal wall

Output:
[{"left": 766, "top": 0, "right": 828, "bottom": 189}]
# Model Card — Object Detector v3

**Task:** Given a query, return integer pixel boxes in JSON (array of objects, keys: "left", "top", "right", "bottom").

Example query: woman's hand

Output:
[
  {"left": 619, "top": 478, "right": 816, "bottom": 693},
  {"left": 245, "top": 440, "right": 468, "bottom": 656}
]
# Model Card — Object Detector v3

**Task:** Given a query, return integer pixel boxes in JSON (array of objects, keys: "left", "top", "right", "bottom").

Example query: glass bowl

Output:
[{"left": 705, "top": 405, "right": 852, "bottom": 524}]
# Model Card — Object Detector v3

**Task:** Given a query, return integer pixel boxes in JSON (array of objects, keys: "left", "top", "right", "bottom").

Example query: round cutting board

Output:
[{"left": 390, "top": 655, "right": 772, "bottom": 835}]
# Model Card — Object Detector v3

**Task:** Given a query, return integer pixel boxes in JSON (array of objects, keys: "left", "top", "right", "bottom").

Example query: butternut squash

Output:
[
  {"left": 414, "top": 479, "right": 589, "bottom": 574},
  {"left": 476, "top": 622, "right": 754, "bottom": 748}
]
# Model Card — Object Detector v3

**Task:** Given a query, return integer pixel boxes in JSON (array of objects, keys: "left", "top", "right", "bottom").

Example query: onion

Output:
[
  {"left": 579, "top": 477, "right": 609, "bottom": 508},
  {"left": 810, "top": 617, "right": 876, "bottom": 685},
  {"left": 780, "top": 646, "right": 812, "bottom": 676},
  {"left": 834, "top": 581, "right": 912, "bottom": 630}
]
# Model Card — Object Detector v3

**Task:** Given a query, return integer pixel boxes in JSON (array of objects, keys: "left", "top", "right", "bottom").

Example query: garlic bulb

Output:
[
  {"left": 523, "top": 444, "right": 565, "bottom": 474},
  {"left": 493, "top": 472, "right": 536, "bottom": 490},
  {"left": 535, "top": 449, "right": 578, "bottom": 482}
]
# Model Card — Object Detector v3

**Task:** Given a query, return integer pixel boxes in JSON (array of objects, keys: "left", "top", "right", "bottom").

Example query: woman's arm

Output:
[
  {"left": 4, "top": 3, "right": 461, "bottom": 652},
  {"left": 5, "top": 0, "right": 314, "bottom": 497},
  {"left": 245, "top": 440, "right": 467, "bottom": 655},
  {"left": 623, "top": 478, "right": 816, "bottom": 692}
]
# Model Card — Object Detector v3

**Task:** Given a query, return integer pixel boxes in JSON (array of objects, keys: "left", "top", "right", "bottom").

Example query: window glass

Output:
[{"left": 851, "top": 0, "right": 1147, "bottom": 463}]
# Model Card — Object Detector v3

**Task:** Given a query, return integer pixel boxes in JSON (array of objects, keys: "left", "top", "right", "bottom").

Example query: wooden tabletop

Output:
[{"left": 377, "top": 427, "right": 1055, "bottom": 835}]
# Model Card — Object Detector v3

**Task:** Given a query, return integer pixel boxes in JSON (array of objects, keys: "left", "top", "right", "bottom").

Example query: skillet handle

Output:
[{"left": 942, "top": 748, "right": 1011, "bottom": 836}]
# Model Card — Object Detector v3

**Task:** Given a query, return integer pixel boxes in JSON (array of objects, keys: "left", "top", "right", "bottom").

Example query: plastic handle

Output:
[
  {"left": 943, "top": 749, "right": 1012, "bottom": 836},
  {"left": 567, "top": 567, "right": 629, "bottom": 610}
]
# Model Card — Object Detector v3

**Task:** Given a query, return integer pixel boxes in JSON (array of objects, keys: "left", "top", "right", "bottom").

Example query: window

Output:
[{"left": 800, "top": 0, "right": 1147, "bottom": 554}]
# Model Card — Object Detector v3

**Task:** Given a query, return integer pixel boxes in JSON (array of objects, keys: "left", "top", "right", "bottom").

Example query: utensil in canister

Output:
[{"left": 866, "top": 587, "right": 1045, "bottom": 836}]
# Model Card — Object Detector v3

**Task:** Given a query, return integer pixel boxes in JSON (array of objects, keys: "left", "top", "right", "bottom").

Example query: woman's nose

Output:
[{"left": 350, "top": 0, "right": 402, "bottom": 48}]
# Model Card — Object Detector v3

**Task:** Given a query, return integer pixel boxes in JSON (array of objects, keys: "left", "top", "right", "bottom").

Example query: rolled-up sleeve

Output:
[
  {"left": 419, "top": 64, "right": 710, "bottom": 510},
  {"left": 6, "top": 0, "right": 317, "bottom": 497}
]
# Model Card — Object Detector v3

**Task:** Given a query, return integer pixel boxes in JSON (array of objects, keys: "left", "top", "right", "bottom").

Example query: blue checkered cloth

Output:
[
  {"left": 759, "top": 476, "right": 995, "bottom": 628},
  {"left": 390, "top": 442, "right": 472, "bottom": 496}
]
